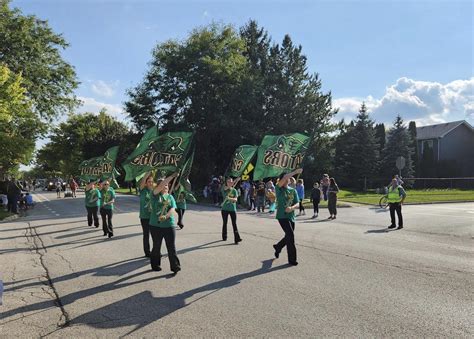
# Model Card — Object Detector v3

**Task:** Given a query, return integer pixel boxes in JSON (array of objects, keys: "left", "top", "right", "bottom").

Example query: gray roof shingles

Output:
[{"left": 416, "top": 120, "right": 472, "bottom": 140}]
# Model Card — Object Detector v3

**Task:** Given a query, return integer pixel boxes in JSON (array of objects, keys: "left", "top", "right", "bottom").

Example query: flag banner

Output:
[
  {"left": 253, "top": 133, "right": 311, "bottom": 180},
  {"left": 172, "top": 150, "right": 197, "bottom": 203},
  {"left": 225, "top": 145, "right": 258, "bottom": 178},
  {"left": 123, "top": 126, "right": 160, "bottom": 181},
  {"left": 150, "top": 131, "right": 194, "bottom": 172},
  {"left": 124, "top": 130, "right": 193, "bottom": 181},
  {"left": 241, "top": 163, "right": 255, "bottom": 181},
  {"left": 79, "top": 146, "right": 120, "bottom": 181}
]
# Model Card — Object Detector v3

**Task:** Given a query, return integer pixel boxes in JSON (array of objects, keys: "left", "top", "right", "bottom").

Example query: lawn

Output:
[
  {"left": 336, "top": 189, "right": 474, "bottom": 205},
  {"left": 0, "top": 209, "right": 13, "bottom": 221},
  {"left": 115, "top": 188, "right": 139, "bottom": 195}
]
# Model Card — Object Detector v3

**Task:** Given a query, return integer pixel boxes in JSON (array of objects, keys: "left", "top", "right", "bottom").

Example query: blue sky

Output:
[{"left": 13, "top": 0, "right": 474, "bottom": 127}]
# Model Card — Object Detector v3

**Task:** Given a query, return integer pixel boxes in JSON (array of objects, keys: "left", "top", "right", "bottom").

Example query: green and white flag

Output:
[
  {"left": 253, "top": 133, "right": 311, "bottom": 180},
  {"left": 123, "top": 130, "right": 193, "bottom": 181},
  {"left": 175, "top": 150, "right": 197, "bottom": 203},
  {"left": 225, "top": 145, "right": 258, "bottom": 178},
  {"left": 79, "top": 146, "right": 120, "bottom": 181},
  {"left": 123, "top": 126, "right": 160, "bottom": 181}
]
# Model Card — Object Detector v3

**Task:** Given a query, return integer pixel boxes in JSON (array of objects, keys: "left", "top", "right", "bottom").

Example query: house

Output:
[{"left": 416, "top": 120, "right": 474, "bottom": 176}]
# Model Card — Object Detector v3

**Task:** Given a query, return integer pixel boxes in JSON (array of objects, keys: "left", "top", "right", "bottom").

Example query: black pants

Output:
[
  {"left": 299, "top": 201, "right": 305, "bottom": 213},
  {"left": 312, "top": 201, "right": 320, "bottom": 215},
  {"left": 100, "top": 208, "right": 113, "bottom": 234},
  {"left": 249, "top": 198, "right": 255, "bottom": 210},
  {"left": 328, "top": 195, "right": 337, "bottom": 216},
  {"left": 86, "top": 206, "right": 99, "bottom": 227},
  {"left": 140, "top": 218, "right": 151, "bottom": 255},
  {"left": 7, "top": 194, "right": 18, "bottom": 213},
  {"left": 149, "top": 226, "right": 180, "bottom": 271},
  {"left": 176, "top": 208, "right": 185, "bottom": 226},
  {"left": 275, "top": 219, "right": 297, "bottom": 263},
  {"left": 221, "top": 210, "right": 241, "bottom": 241},
  {"left": 389, "top": 203, "right": 403, "bottom": 227}
]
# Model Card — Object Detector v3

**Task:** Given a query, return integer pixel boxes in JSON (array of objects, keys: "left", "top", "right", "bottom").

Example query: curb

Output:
[
  {"left": 339, "top": 200, "right": 474, "bottom": 207},
  {"left": 0, "top": 214, "right": 19, "bottom": 223}
]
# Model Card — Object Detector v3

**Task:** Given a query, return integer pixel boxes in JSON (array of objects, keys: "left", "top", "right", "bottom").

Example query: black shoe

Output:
[
  {"left": 95, "top": 225, "right": 99, "bottom": 228},
  {"left": 397, "top": 225, "right": 404, "bottom": 229},
  {"left": 273, "top": 245, "right": 280, "bottom": 259},
  {"left": 178, "top": 223, "right": 184, "bottom": 229},
  {"left": 172, "top": 267, "right": 181, "bottom": 274},
  {"left": 103, "top": 232, "right": 107, "bottom": 236},
  {"left": 108, "top": 233, "right": 113, "bottom": 238},
  {"left": 234, "top": 238, "right": 242, "bottom": 244},
  {"left": 289, "top": 261, "right": 299, "bottom": 266},
  {"left": 145, "top": 253, "right": 151, "bottom": 258},
  {"left": 388, "top": 225, "right": 396, "bottom": 229},
  {"left": 222, "top": 235, "right": 227, "bottom": 241},
  {"left": 152, "top": 266, "right": 162, "bottom": 272}
]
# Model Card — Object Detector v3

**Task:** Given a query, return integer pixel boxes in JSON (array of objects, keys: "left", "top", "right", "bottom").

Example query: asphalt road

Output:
[{"left": 1, "top": 191, "right": 473, "bottom": 337}]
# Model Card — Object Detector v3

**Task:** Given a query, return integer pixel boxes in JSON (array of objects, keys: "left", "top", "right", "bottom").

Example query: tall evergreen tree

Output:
[
  {"left": 408, "top": 121, "right": 420, "bottom": 176},
  {"left": 381, "top": 115, "right": 414, "bottom": 179},
  {"left": 334, "top": 120, "right": 355, "bottom": 186},
  {"left": 375, "top": 123, "right": 386, "bottom": 154},
  {"left": 349, "top": 103, "right": 380, "bottom": 190}
]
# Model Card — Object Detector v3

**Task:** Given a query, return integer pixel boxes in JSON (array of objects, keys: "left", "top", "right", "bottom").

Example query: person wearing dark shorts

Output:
[{"left": 273, "top": 169, "right": 302, "bottom": 266}]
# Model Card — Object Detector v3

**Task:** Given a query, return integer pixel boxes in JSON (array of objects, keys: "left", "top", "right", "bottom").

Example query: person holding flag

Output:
[
  {"left": 273, "top": 168, "right": 303, "bottom": 266},
  {"left": 139, "top": 173, "right": 154, "bottom": 257},
  {"left": 221, "top": 177, "right": 242, "bottom": 244},
  {"left": 84, "top": 179, "right": 101, "bottom": 228},
  {"left": 149, "top": 173, "right": 181, "bottom": 273},
  {"left": 100, "top": 179, "right": 116, "bottom": 238}
]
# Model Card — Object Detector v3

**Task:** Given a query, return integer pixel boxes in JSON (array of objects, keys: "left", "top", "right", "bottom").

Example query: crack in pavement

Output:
[{"left": 25, "top": 222, "right": 71, "bottom": 329}]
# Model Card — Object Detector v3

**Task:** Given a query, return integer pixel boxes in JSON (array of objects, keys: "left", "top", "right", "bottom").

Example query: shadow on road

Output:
[{"left": 3, "top": 258, "right": 289, "bottom": 335}]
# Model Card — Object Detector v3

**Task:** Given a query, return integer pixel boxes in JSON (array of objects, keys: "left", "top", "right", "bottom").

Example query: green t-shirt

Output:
[
  {"left": 221, "top": 187, "right": 238, "bottom": 212},
  {"left": 139, "top": 188, "right": 152, "bottom": 219},
  {"left": 176, "top": 191, "right": 187, "bottom": 210},
  {"left": 149, "top": 193, "right": 177, "bottom": 228},
  {"left": 101, "top": 187, "right": 116, "bottom": 210},
  {"left": 85, "top": 188, "right": 101, "bottom": 207},
  {"left": 275, "top": 185, "right": 299, "bottom": 221}
]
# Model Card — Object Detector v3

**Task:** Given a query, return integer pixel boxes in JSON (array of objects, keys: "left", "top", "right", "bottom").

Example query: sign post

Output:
[{"left": 396, "top": 156, "right": 406, "bottom": 177}]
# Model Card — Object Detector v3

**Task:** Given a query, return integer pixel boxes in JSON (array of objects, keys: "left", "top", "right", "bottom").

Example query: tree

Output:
[
  {"left": 0, "top": 0, "right": 79, "bottom": 121},
  {"left": 0, "top": 64, "right": 40, "bottom": 174},
  {"left": 408, "top": 121, "right": 420, "bottom": 176},
  {"left": 36, "top": 110, "right": 131, "bottom": 177},
  {"left": 125, "top": 21, "right": 336, "bottom": 186},
  {"left": 333, "top": 120, "right": 355, "bottom": 186},
  {"left": 375, "top": 123, "right": 386, "bottom": 154},
  {"left": 381, "top": 115, "right": 414, "bottom": 179}
]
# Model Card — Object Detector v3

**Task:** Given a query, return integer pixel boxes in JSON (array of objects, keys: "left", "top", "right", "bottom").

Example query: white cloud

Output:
[
  {"left": 90, "top": 80, "right": 118, "bottom": 98},
  {"left": 77, "top": 96, "right": 128, "bottom": 122},
  {"left": 333, "top": 77, "right": 474, "bottom": 126}
]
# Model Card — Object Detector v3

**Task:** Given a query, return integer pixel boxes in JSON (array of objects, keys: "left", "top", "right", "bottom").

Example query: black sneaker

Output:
[
  {"left": 397, "top": 225, "right": 404, "bottom": 230},
  {"left": 388, "top": 225, "right": 396, "bottom": 229},
  {"left": 289, "top": 261, "right": 299, "bottom": 266},
  {"left": 103, "top": 232, "right": 107, "bottom": 236},
  {"left": 151, "top": 266, "right": 162, "bottom": 272},
  {"left": 108, "top": 233, "right": 114, "bottom": 238},
  {"left": 172, "top": 267, "right": 181, "bottom": 274},
  {"left": 234, "top": 238, "right": 242, "bottom": 244},
  {"left": 178, "top": 223, "right": 184, "bottom": 229},
  {"left": 145, "top": 253, "right": 151, "bottom": 258},
  {"left": 273, "top": 245, "right": 280, "bottom": 259}
]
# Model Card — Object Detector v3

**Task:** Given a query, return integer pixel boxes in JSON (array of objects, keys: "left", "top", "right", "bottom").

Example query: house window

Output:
[{"left": 421, "top": 140, "right": 433, "bottom": 155}]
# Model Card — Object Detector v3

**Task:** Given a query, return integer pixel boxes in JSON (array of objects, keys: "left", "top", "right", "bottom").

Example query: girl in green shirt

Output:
[
  {"left": 221, "top": 177, "right": 242, "bottom": 244},
  {"left": 273, "top": 168, "right": 303, "bottom": 266},
  {"left": 84, "top": 180, "right": 101, "bottom": 228},
  {"left": 175, "top": 191, "right": 186, "bottom": 229},
  {"left": 149, "top": 173, "right": 181, "bottom": 273}
]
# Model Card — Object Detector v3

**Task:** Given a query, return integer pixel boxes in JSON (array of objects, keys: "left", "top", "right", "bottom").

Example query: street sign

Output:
[{"left": 396, "top": 156, "right": 406, "bottom": 170}]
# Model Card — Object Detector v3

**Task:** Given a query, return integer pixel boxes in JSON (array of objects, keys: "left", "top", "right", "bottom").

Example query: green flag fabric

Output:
[
  {"left": 253, "top": 133, "right": 311, "bottom": 180},
  {"left": 150, "top": 131, "right": 194, "bottom": 172},
  {"left": 79, "top": 146, "right": 120, "bottom": 181},
  {"left": 225, "top": 145, "right": 258, "bottom": 178},
  {"left": 123, "top": 126, "right": 160, "bottom": 181},
  {"left": 175, "top": 150, "right": 197, "bottom": 203}
]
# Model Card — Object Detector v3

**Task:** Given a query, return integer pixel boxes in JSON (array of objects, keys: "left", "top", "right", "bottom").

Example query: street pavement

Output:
[{"left": 0, "top": 190, "right": 473, "bottom": 337}]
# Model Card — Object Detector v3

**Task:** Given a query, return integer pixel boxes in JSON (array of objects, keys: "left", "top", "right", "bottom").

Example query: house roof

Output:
[{"left": 416, "top": 120, "right": 473, "bottom": 140}]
